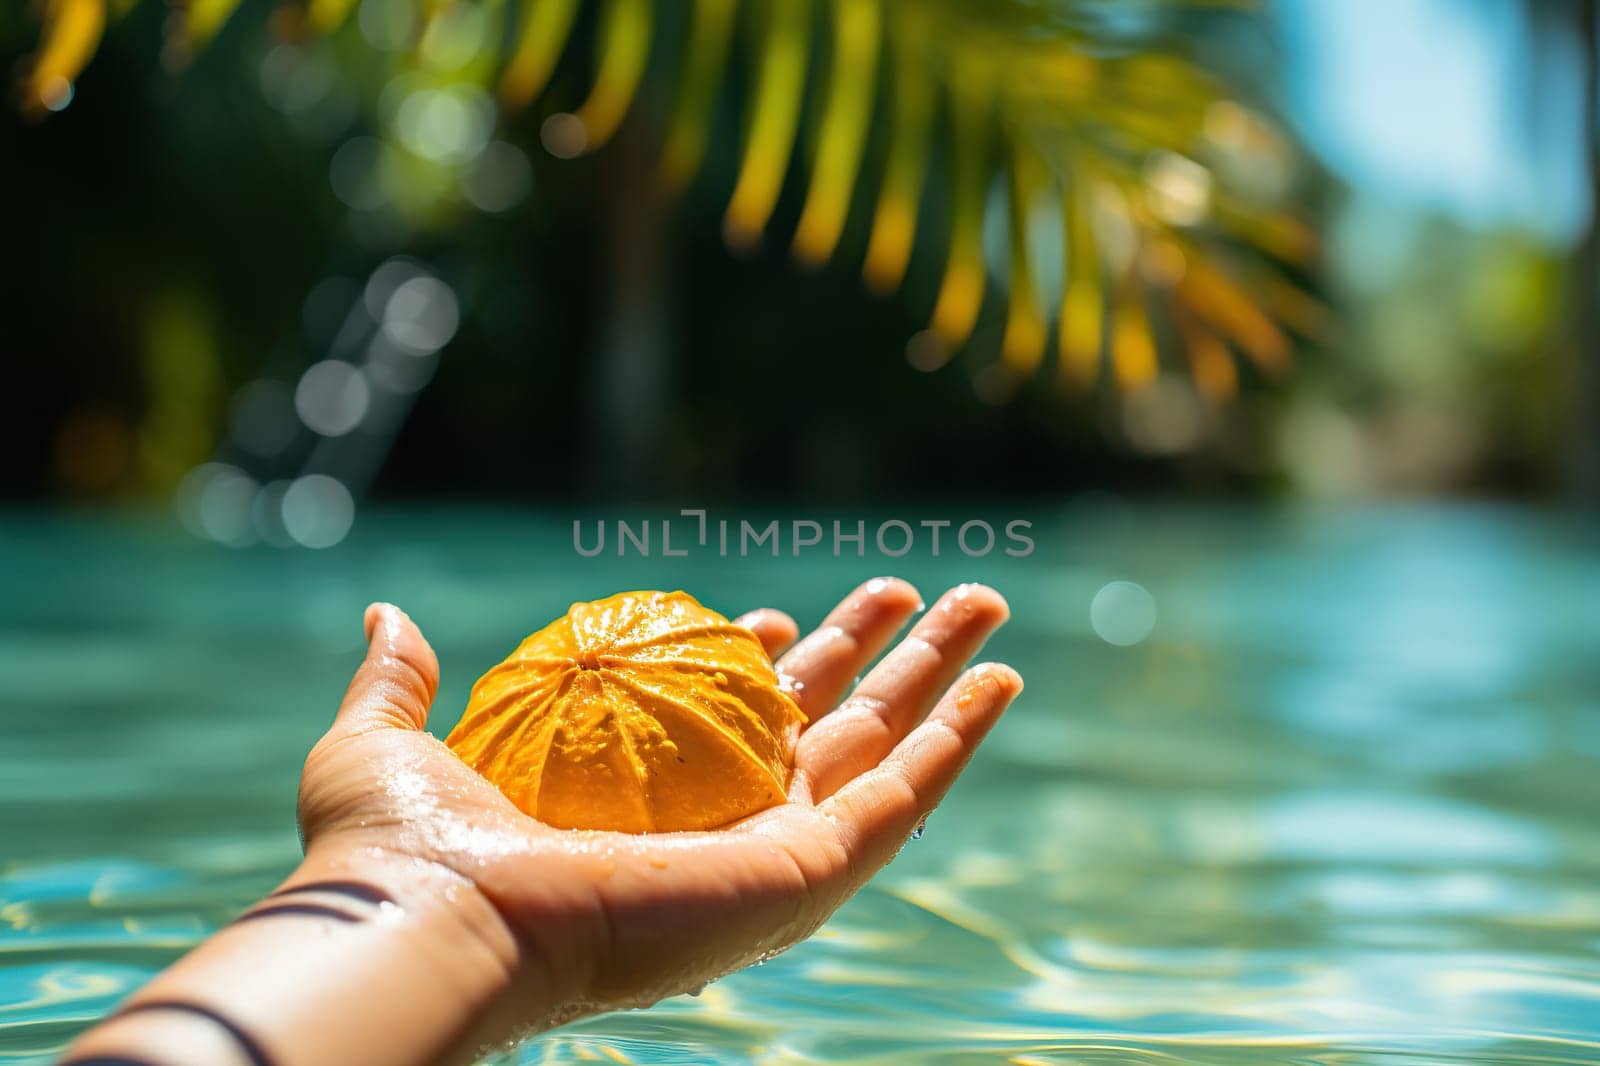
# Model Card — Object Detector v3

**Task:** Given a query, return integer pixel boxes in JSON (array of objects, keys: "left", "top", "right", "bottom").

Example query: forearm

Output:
[{"left": 62, "top": 845, "right": 533, "bottom": 1066}]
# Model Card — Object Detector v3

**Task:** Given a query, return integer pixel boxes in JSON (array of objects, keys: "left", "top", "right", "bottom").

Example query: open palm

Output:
[{"left": 297, "top": 580, "right": 1019, "bottom": 1029}]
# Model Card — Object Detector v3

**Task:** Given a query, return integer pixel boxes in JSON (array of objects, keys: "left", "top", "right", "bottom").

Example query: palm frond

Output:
[
  {"left": 22, "top": 0, "right": 103, "bottom": 116},
  {"left": 792, "top": 0, "right": 879, "bottom": 266},
  {"left": 723, "top": 0, "right": 811, "bottom": 249},
  {"left": 542, "top": 0, "right": 652, "bottom": 156},
  {"left": 21, "top": 0, "right": 1318, "bottom": 400}
]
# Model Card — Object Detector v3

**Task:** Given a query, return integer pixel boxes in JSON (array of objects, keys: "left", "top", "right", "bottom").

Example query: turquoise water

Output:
[{"left": 3, "top": 505, "right": 1599, "bottom": 1064}]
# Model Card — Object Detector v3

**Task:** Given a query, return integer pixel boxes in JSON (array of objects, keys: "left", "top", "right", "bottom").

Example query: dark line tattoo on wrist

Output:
[
  {"left": 59, "top": 1057, "right": 163, "bottom": 1065},
  {"left": 106, "top": 1000, "right": 274, "bottom": 1066},
  {"left": 233, "top": 879, "right": 401, "bottom": 926},
  {"left": 233, "top": 901, "right": 365, "bottom": 925},
  {"left": 266, "top": 879, "right": 393, "bottom": 907}
]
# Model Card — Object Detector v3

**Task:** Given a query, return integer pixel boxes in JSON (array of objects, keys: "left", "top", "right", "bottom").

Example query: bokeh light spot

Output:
[
  {"left": 40, "top": 77, "right": 73, "bottom": 112},
  {"left": 1145, "top": 150, "right": 1213, "bottom": 226},
  {"left": 294, "top": 361, "right": 371, "bottom": 437},
  {"left": 251, "top": 479, "right": 297, "bottom": 549},
  {"left": 281, "top": 475, "right": 355, "bottom": 549},
  {"left": 176, "top": 463, "right": 259, "bottom": 548},
  {"left": 463, "top": 141, "right": 534, "bottom": 213},
  {"left": 540, "top": 113, "right": 587, "bottom": 159},
  {"left": 54, "top": 408, "right": 128, "bottom": 492},
  {"left": 329, "top": 137, "right": 386, "bottom": 211},
  {"left": 417, "top": 1, "right": 493, "bottom": 71},
  {"left": 906, "top": 330, "right": 952, "bottom": 372},
  {"left": 382, "top": 277, "right": 459, "bottom": 354},
  {"left": 358, "top": 0, "right": 416, "bottom": 52},
  {"left": 364, "top": 257, "right": 425, "bottom": 318},
  {"left": 972, "top": 364, "right": 1018, "bottom": 406},
  {"left": 395, "top": 86, "right": 494, "bottom": 165},
  {"left": 1090, "top": 580, "right": 1157, "bottom": 647},
  {"left": 259, "top": 45, "right": 335, "bottom": 118},
  {"left": 1122, "top": 376, "right": 1206, "bottom": 455}
]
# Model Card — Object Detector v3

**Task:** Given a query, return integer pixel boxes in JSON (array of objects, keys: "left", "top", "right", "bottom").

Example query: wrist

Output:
[
  {"left": 65, "top": 839, "right": 544, "bottom": 1066},
  {"left": 286, "top": 838, "right": 546, "bottom": 1057},
  {"left": 287, "top": 839, "right": 519, "bottom": 980}
]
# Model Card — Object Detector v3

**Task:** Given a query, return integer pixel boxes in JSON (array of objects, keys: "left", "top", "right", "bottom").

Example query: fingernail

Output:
[{"left": 975, "top": 662, "right": 1024, "bottom": 694}]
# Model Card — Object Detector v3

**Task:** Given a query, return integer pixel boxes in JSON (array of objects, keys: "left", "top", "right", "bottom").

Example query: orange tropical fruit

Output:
[{"left": 446, "top": 590, "right": 806, "bottom": 833}]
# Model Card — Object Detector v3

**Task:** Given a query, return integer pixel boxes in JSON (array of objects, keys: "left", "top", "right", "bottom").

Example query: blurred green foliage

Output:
[{"left": 0, "top": 0, "right": 1582, "bottom": 508}]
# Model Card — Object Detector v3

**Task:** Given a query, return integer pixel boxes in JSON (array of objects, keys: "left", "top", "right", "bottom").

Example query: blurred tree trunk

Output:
[{"left": 588, "top": 124, "right": 675, "bottom": 499}]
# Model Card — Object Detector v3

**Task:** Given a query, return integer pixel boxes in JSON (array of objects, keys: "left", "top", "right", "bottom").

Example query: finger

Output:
[
  {"left": 732, "top": 608, "right": 800, "bottom": 659},
  {"left": 775, "top": 577, "right": 922, "bottom": 719},
  {"left": 823, "top": 663, "right": 1021, "bottom": 872},
  {"left": 332, "top": 603, "right": 440, "bottom": 735},
  {"left": 796, "top": 583, "right": 1008, "bottom": 800}
]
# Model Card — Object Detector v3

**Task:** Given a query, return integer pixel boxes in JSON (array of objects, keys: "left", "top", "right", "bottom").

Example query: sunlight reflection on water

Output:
[{"left": 2, "top": 505, "right": 1598, "bottom": 1064}]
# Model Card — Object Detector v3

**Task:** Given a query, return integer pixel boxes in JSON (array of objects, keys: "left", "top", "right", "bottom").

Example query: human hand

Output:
[{"left": 297, "top": 580, "right": 1020, "bottom": 1038}]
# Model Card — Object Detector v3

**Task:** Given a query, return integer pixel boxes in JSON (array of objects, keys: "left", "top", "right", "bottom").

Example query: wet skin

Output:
[{"left": 64, "top": 580, "right": 1021, "bottom": 1066}]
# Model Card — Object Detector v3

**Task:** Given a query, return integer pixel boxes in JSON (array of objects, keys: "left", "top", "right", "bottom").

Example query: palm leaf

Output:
[{"left": 21, "top": 0, "right": 1318, "bottom": 401}]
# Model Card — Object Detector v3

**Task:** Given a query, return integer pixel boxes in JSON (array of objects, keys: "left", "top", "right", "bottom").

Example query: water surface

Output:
[{"left": 2, "top": 505, "right": 1598, "bottom": 1063}]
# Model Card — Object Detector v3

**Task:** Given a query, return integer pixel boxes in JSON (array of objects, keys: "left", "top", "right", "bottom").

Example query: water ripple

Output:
[{"left": 3, "top": 507, "right": 1599, "bottom": 1064}]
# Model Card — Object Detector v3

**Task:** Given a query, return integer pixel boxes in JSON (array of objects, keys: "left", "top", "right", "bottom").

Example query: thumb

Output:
[{"left": 333, "top": 602, "right": 440, "bottom": 734}]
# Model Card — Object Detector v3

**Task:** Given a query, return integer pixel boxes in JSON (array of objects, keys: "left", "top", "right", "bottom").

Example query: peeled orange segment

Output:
[{"left": 446, "top": 590, "right": 807, "bottom": 833}]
